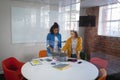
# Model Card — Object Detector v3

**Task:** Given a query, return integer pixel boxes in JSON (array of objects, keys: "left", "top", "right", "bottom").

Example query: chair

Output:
[
  {"left": 90, "top": 57, "right": 108, "bottom": 69},
  {"left": 38, "top": 50, "right": 47, "bottom": 58},
  {"left": 98, "top": 68, "right": 107, "bottom": 80},
  {"left": 2, "top": 57, "right": 25, "bottom": 80},
  {"left": 80, "top": 51, "right": 88, "bottom": 60}
]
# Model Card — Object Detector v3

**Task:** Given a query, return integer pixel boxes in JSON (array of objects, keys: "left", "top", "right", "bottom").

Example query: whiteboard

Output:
[{"left": 11, "top": 7, "right": 49, "bottom": 43}]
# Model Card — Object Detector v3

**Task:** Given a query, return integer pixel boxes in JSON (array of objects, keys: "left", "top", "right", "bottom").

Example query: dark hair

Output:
[
  {"left": 50, "top": 22, "right": 59, "bottom": 34},
  {"left": 71, "top": 30, "right": 78, "bottom": 38}
]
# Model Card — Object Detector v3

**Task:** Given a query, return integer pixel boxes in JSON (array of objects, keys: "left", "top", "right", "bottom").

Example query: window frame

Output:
[{"left": 98, "top": 3, "right": 120, "bottom": 37}]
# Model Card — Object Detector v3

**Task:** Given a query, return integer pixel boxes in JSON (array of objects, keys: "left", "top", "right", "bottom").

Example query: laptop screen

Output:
[{"left": 51, "top": 52, "right": 67, "bottom": 62}]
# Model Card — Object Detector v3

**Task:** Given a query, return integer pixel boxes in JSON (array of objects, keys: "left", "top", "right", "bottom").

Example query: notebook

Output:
[
  {"left": 30, "top": 59, "right": 42, "bottom": 66},
  {"left": 52, "top": 63, "right": 71, "bottom": 70}
]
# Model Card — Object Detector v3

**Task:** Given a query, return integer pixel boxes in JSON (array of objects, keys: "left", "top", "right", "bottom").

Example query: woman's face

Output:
[
  {"left": 70, "top": 31, "right": 76, "bottom": 38},
  {"left": 53, "top": 28, "right": 59, "bottom": 34}
]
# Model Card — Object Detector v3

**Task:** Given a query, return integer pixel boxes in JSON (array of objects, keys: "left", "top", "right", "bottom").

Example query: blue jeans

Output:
[{"left": 71, "top": 54, "right": 77, "bottom": 58}]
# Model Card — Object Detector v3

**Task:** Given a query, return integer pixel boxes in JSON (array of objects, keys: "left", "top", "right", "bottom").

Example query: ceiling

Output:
[
  {"left": 81, "top": 0, "right": 119, "bottom": 8},
  {"left": 11, "top": 0, "right": 119, "bottom": 7}
]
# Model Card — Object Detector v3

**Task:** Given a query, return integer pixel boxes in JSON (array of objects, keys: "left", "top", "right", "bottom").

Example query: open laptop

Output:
[{"left": 51, "top": 52, "right": 67, "bottom": 62}]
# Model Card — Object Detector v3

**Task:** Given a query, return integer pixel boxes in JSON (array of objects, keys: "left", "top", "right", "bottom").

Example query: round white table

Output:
[{"left": 22, "top": 57, "right": 99, "bottom": 80}]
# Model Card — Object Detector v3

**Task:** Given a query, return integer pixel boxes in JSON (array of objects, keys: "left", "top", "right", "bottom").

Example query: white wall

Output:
[
  {"left": 79, "top": 8, "right": 87, "bottom": 51},
  {"left": 0, "top": 0, "right": 51, "bottom": 73}
]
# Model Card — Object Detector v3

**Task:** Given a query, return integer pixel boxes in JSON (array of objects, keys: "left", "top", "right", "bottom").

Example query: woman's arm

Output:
[
  {"left": 62, "top": 38, "right": 70, "bottom": 52},
  {"left": 77, "top": 51, "right": 81, "bottom": 59},
  {"left": 76, "top": 37, "right": 82, "bottom": 51},
  {"left": 76, "top": 37, "right": 82, "bottom": 59},
  {"left": 46, "top": 33, "right": 53, "bottom": 52},
  {"left": 59, "top": 34, "right": 62, "bottom": 48},
  {"left": 46, "top": 33, "right": 50, "bottom": 47}
]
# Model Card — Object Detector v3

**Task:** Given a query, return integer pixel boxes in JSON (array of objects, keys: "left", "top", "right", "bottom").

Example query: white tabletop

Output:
[{"left": 22, "top": 57, "right": 99, "bottom": 80}]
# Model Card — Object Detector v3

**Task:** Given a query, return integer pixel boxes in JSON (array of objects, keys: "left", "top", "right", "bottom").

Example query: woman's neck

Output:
[
  {"left": 72, "top": 37, "right": 76, "bottom": 40},
  {"left": 54, "top": 33, "right": 58, "bottom": 35}
]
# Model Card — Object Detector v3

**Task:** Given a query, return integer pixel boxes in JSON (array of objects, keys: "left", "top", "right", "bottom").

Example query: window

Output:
[
  {"left": 98, "top": 3, "right": 120, "bottom": 37},
  {"left": 59, "top": 1, "right": 80, "bottom": 31},
  {"left": 40, "top": 6, "right": 50, "bottom": 29}
]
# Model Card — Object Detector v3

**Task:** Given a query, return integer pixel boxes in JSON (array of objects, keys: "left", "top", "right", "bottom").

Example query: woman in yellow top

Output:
[{"left": 62, "top": 30, "right": 82, "bottom": 59}]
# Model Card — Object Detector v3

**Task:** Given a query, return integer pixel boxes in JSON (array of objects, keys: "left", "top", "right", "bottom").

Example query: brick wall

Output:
[{"left": 84, "top": 7, "right": 120, "bottom": 58}]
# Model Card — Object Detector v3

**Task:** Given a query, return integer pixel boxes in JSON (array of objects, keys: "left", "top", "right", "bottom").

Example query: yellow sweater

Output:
[{"left": 62, "top": 37, "right": 82, "bottom": 57}]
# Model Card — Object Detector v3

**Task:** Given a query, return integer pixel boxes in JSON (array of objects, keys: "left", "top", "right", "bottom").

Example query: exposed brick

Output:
[{"left": 84, "top": 7, "right": 120, "bottom": 57}]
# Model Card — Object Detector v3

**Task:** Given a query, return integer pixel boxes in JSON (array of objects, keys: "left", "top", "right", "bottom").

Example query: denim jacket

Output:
[{"left": 46, "top": 33, "right": 62, "bottom": 54}]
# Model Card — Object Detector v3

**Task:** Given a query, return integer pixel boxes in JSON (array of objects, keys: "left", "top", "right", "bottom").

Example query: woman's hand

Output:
[
  {"left": 62, "top": 50, "right": 68, "bottom": 55},
  {"left": 77, "top": 55, "right": 81, "bottom": 59},
  {"left": 49, "top": 47, "right": 53, "bottom": 52},
  {"left": 61, "top": 50, "right": 64, "bottom": 53},
  {"left": 48, "top": 46, "right": 53, "bottom": 52},
  {"left": 77, "top": 52, "right": 81, "bottom": 60}
]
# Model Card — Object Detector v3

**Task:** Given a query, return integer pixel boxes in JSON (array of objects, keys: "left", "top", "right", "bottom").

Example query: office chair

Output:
[
  {"left": 2, "top": 57, "right": 25, "bottom": 80},
  {"left": 90, "top": 57, "right": 108, "bottom": 69},
  {"left": 38, "top": 50, "right": 47, "bottom": 58}
]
